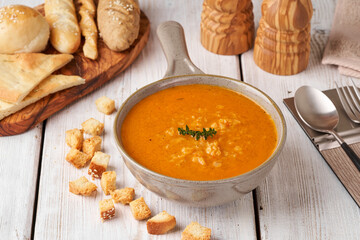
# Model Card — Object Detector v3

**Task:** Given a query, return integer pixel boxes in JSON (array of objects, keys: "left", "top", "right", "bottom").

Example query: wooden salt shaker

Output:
[
  {"left": 253, "top": 0, "right": 313, "bottom": 75},
  {"left": 200, "top": 0, "right": 255, "bottom": 55}
]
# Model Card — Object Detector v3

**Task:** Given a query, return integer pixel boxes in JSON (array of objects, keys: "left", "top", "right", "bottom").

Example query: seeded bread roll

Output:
[
  {"left": 45, "top": 0, "right": 81, "bottom": 53},
  {"left": 0, "top": 5, "right": 50, "bottom": 54},
  {"left": 97, "top": 0, "right": 140, "bottom": 52}
]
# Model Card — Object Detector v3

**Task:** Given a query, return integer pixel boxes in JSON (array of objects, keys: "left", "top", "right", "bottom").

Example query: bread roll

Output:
[
  {"left": 78, "top": 0, "right": 98, "bottom": 59},
  {"left": 97, "top": 0, "right": 140, "bottom": 52},
  {"left": 0, "top": 5, "right": 50, "bottom": 54},
  {"left": 45, "top": 0, "right": 81, "bottom": 54}
]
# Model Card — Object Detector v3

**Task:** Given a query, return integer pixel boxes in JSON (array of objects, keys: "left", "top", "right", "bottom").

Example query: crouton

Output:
[
  {"left": 95, "top": 96, "right": 115, "bottom": 115},
  {"left": 81, "top": 118, "right": 104, "bottom": 136},
  {"left": 65, "top": 148, "right": 91, "bottom": 168},
  {"left": 69, "top": 176, "right": 97, "bottom": 196},
  {"left": 65, "top": 128, "right": 84, "bottom": 150},
  {"left": 111, "top": 187, "right": 134, "bottom": 204},
  {"left": 147, "top": 211, "right": 176, "bottom": 235},
  {"left": 88, "top": 151, "right": 110, "bottom": 179},
  {"left": 99, "top": 199, "right": 115, "bottom": 221},
  {"left": 129, "top": 197, "right": 151, "bottom": 220},
  {"left": 83, "top": 136, "right": 102, "bottom": 157},
  {"left": 100, "top": 171, "right": 116, "bottom": 195},
  {"left": 181, "top": 222, "right": 211, "bottom": 240}
]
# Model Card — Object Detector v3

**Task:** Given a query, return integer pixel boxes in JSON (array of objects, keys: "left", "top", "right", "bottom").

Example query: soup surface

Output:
[{"left": 121, "top": 84, "right": 277, "bottom": 181}]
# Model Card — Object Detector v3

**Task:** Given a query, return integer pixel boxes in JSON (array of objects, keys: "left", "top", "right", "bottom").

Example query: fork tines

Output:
[{"left": 335, "top": 79, "right": 360, "bottom": 123}]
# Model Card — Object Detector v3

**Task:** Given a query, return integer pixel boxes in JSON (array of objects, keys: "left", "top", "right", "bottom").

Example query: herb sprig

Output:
[{"left": 178, "top": 125, "right": 217, "bottom": 140}]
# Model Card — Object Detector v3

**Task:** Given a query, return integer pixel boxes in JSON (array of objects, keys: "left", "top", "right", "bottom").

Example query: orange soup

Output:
[{"left": 121, "top": 84, "right": 277, "bottom": 181}]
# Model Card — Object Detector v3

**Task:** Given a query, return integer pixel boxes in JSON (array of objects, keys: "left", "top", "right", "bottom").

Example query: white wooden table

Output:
[{"left": 1, "top": 0, "right": 359, "bottom": 239}]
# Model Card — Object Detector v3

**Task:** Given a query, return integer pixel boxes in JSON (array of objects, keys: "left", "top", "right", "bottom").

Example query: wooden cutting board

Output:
[{"left": 0, "top": 5, "right": 150, "bottom": 137}]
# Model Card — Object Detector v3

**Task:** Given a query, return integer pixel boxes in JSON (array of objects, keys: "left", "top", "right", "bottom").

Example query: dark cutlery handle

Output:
[{"left": 341, "top": 143, "right": 360, "bottom": 171}]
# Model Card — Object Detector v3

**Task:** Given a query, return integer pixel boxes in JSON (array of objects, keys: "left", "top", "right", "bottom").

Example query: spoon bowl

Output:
[{"left": 294, "top": 86, "right": 339, "bottom": 132}]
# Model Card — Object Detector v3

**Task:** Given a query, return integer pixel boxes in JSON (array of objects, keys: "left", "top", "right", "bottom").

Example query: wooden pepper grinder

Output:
[
  {"left": 253, "top": 0, "right": 313, "bottom": 75},
  {"left": 200, "top": 0, "right": 255, "bottom": 55}
]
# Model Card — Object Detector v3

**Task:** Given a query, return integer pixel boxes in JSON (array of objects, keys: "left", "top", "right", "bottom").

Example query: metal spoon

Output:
[{"left": 294, "top": 85, "right": 360, "bottom": 171}]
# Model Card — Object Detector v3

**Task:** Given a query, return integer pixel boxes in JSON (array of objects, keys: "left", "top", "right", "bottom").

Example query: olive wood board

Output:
[
  {"left": 0, "top": 4, "right": 150, "bottom": 137},
  {"left": 284, "top": 93, "right": 360, "bottom": 207}
]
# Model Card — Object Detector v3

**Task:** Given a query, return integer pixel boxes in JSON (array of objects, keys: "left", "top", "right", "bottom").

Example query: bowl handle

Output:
[{"left": 157, "top": 21, "right": 204, "bottom": 78}]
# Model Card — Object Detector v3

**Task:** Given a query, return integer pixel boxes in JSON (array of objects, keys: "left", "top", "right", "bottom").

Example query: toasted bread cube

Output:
[
  {"left": 111, "top": 187, "right": 134, "bottom": 204},
  {"left": 99, "top": 199, "right": 115, "bottom": 221},
  {"left": 81, "top": 118, "right": 104, "bottom": 136},
  {"left": 66, "top": 148, "right": 91, "bottom": 168},
  {"left": 83, "top": 136, "right": 102, "bottom": 157},
  {"left": 181, "top": 222, "right": 211, "bottom": 240},
  {"left": 100, "top": 171, "right": 116, "bottom": 195},
  {"left": 65, "top": 128, "right": 84, "bottom": 150},
  {"left": 130, "top": 197, "right": 151, "bottom": 220},
  {"left": 69, "top": 176, "right": 97, "bottom": 196},
  {"left": 96, "top": 96, "right": 115, "bottom": 115},
  {"left": 147, "top": 211, "right": 176, "bottom": 235},
  {"left": 88, "top": 151, "right": 110, "bottom": 179}
]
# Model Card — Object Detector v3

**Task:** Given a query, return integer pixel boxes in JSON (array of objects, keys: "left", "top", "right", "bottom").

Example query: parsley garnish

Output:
[{"left": 178, "top": 125, "right": 217, "bottom": 140}]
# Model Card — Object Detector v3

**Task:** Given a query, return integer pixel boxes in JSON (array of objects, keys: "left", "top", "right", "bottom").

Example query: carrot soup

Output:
[{"left": 121, "top": 84, "right": 277, "bottom": 181}]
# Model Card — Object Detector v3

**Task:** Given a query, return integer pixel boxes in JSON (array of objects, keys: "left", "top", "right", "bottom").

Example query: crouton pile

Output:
[{"left": 65, "top": 97, "right": 211, "bottom": 238}]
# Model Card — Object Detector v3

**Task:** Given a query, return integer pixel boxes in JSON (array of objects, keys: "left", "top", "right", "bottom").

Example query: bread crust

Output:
[
  {"left": 45, "top": 0, "right": 81, "bottom": 53},
  {"left": 99, "top": 199, "right": 115, "bottom": 221},
  {"left": 88, "top": 151, "right": 110, "bottom": 179},
  {"left": 88, "top": 162, "right": 106, "bottom": 179},
  {"left": 147, "top": 211, "right": 176, "bottom": 235},
  {"left": 97, "top": 0, "right": 140, "bottom": 51}
]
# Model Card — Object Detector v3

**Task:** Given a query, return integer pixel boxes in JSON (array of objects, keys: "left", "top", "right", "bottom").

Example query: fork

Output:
[
  {"left": 334, "top": 80, "right": 360, "bottom": 170},
  {"left": 335, "top": 79, "right": 360, "bottom": 123}
]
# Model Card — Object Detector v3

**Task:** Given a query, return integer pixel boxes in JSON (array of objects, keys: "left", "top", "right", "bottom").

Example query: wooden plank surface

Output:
[
  {"left": 33, "top": 1, "right": 256, "bottom": 240},
  {"left": 0, "top": 1, "right": 44, "bottom": 239},
  {"left": 0, "top": 125, "right": 42, "bottom": 240},
  {"left": 242, "top": 0, "right": 360, "bottom": 239},
  {"left": 322, "top": 144, "right": 360, "bottom": 207}
]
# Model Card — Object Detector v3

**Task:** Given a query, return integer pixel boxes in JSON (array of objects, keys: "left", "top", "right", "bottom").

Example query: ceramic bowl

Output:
[
  {"left": 113, "top": 74, "right": 286, "bottom": 207},
  {"left": 113, "top": 21, "right": 287, "bottom": 207}
]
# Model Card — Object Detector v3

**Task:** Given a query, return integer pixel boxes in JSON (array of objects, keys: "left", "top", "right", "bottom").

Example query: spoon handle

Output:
[
  {"left": 340, "top": 143, "right": 360, "bottom": 171},
  {"left": 330, "top": 130, "right": 360, "bottom": 171}
]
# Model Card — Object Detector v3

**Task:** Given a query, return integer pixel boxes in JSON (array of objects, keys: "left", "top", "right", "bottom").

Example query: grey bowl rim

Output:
[{"left": 113, "top": 73, "right": 287, "bottom": 185}]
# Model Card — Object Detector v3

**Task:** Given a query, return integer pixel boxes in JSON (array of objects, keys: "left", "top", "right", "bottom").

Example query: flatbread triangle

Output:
[
  {"left": 0, "top": 53, "right": 73, "bottom": 103},
  {"left": 0, "top": 74, "right": 85, "bottom": 120}
]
